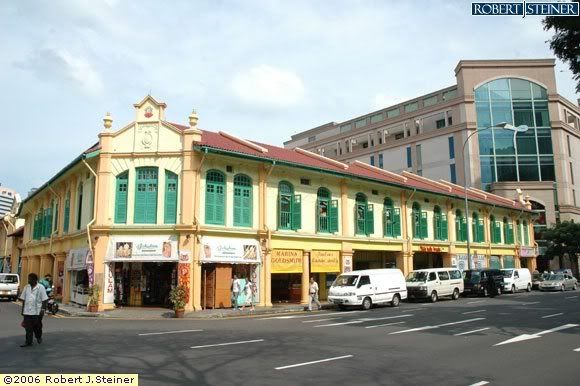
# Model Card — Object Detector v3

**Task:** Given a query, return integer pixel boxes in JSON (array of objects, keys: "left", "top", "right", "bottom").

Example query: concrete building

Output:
[
  {"left": 15, "top": 96, "right": 535, "bottom": 311},
  {"left": 284, "top": 59, "right": 580, "bottom": 269},
  {"left": 0, "top": 185, "right": 18, "bottom": 217},
  {"left": 0, "top": 186, "right": 22, "bottom": 272}
]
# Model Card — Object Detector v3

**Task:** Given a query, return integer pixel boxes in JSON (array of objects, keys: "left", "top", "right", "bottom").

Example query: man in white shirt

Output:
[
  {"left": 308, "top": 277, "right": 322, "bottom": 311},
  {"left": 231, "top": 275, "right": 240, "bottom": 310},
  {"left": 19, "top": 273, "right": 48, "bottom": 347}
]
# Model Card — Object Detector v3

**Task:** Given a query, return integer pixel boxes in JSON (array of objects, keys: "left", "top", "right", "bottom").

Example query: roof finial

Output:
[
  {"left": 189, "top": 108, "right": 199, "bottom": 129},
  {"left": 103, "top": 112, "right": 113, "bottom": 130}
]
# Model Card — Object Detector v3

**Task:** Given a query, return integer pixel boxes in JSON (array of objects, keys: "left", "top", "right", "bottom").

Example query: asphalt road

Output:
[{"left": 1, "top": 290, "right": 579, "bottom": 386}]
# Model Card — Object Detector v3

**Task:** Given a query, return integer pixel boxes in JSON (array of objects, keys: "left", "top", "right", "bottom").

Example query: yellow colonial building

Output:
[{"left": 18, "top": 96, "right": 537, "bottom": 311}]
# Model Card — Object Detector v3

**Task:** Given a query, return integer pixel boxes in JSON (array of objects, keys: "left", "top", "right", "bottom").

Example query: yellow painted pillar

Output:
[
  {"left": 92, "top": 235, "right": 109, "bottom": 311},
  {"left": 178, "top": 234, "right": 194, "bottom": 311},
  {"left": 396, "top": 251, "right": 414, "bottom": 276},
  {"left": 340, "top": 180, "right": 350, "bottom": 237},
  {"left": 261, "top": 249, "right": 272, "bottom": 307},
  {"left": 442, "top": 252, "right": 453, "bottom": 267},
  {"left": 192, "top": 237, "right": 202, "bottom": 311},
  {"left": 340, "top": 251, "right": 353, "bottom": 273},
  {"left": 301, "top": 250, "right": 310, "bottom": 305},
  {"left": 39, "top": 255, "right": 49, "bottom": 279}
]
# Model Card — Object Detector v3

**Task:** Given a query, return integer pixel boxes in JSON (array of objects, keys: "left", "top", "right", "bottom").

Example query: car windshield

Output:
[
  {"left": 406, "top": 272, "right": 428, "bottom": 282},
  {"left": 501, "top": 269, "right": 513, "bottom": 276},
  {"left": 547, "top": 274, "right": 564, "bottom": 281},
  {"left": 0, "top": 274, "right": 18, "bottom": 284},
  {"left": 333, "top": 275, "right": 358, "bottom": 287},
  {"left": 463, "top": 271, "right": 481, "bottom": 283}
]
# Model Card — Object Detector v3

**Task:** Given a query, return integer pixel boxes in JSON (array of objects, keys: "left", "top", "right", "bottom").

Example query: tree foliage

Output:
[
  {"left": 543, "top": 221, "right": 580, "bottom": 260},
  {"left": 543, "top": 13, "right": 580, "bottom": 93}
]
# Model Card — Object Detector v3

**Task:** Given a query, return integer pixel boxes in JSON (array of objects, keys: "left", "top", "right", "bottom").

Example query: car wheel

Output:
[
  {"left": 391, "top": 294, "right": 400, "bottom": 307},
  {"left": 511, "top": 285, "right": 516, "bottom": 294},
  {"left": 362, "top": 297, "right": 372, "bottom": 310},
  {"left": 561, "top": 285, "right": 565, "bottom": 292},
  {"left": 430, "top": 291, "right": 438, "bottom": 303},
  {"left": 526, "top": 283, "right": 532, "bottom": 292},
  {"left": 452, "top": 288, "right": 460, "bottom": 300}
]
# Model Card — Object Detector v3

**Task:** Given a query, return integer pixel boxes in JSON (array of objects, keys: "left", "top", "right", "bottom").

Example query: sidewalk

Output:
[{"left": 57, "top": 302, "right": 336, "bottom": 319}]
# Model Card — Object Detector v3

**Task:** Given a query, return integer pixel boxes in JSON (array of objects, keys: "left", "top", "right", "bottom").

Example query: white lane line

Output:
[
  {"left": 574, "top": 348, "right": 580, "bottom": 352},
  {"left": 462, "top": 309, "right": 486, "bottom": 315},
  {"left": 259, "top": 311, "right": 364, "bottom": 320},
  {"left": 494, "top": 324, "right": 579, "bottom": 346},
  {"left": 365, "top": 321, "right": 406, "bottom": 329},
  {"left": 420, "top": 303, "right": 434, "bottom": 306},
  {"left": 275, "top": 355, "right": 353, "bottom": 370},
  {"left": 314, "top": 320, "right": 363, "bottom": 327},
  {"left": 302, "top": 318, "right": 340, "bottom": 323},
  {"left": 521, "top": 301, "right": 540, "bottom": 305},
  {"left": 541, "top": 313, "right": 563, "bottom": 318},
  {"left": 454, "top": 327, "right": 490, "bottom": 336},
  {"left": 358, "top": 314, "right": 413, "bottom": 322},
  {"left": 389, "top": 318, "right": 485, "bottom": 335},
  {"left": 468, "top": 382, "right": 489, "bottom": 386},
  {"left": 191, "top": 339, "right": 264, "bottom": 349},
  {"left": 138, "top": 329, "right": 203, "bottom": 336},
  {"left": 467, "top": 300, "right": 486, "bottom": 304},
  {"left": 566, "top": 296, "right": 579, "bottom": 299}
]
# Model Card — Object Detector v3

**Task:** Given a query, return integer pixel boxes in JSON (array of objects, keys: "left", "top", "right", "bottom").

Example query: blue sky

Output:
[{"left": 0, "top": 0, "right": 577, "bottom": 197}]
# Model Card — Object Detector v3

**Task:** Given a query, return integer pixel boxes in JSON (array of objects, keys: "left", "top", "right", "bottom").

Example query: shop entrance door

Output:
[
  {"left": 142, "top": 262, "right": 175, "bottom": 307},
  {"left": 202, "top": 264, "right": 232, "bottom": 309}
]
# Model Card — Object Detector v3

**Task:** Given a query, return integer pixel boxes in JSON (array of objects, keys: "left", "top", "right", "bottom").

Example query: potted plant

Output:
[
  {"left": 87, "top": 284, "right": 100, "bottom": 312},
  {"left": 169, "top": 285, "right": 187, "bottom": 318}
]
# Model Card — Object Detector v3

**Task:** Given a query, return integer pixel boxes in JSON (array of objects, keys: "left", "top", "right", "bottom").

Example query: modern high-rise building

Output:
[
  {"left": 285, "top": 59, "right": 580, "bottom": 267},
  {"left": 0, "top": 185, "right": 19, "bottom": 217}
]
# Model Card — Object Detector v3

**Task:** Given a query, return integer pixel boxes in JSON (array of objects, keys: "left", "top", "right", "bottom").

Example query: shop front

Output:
[
  {"left": 413, "top": 246, "right": 448, "bottom": 270},
  {"left": 452, "top": 253, "right": 488, "bottom": 271},
  {"left": 104, "top": 235, "right": 179, "bottom": 308},
  {"left": 271, "top": 249, "right": 303, "bottom": 303},
  {"left": 310, "top": 250, "right": 341, "bottom": 301},
  {"left": 503, "top": 255, "right": 516, "bottom": 269},
  {"left": 352, "top": 250, "right": 397, "bottom": 271},
  {"left": 519, "top": 246, "right": 537, "bottom": 271},
  {"left": 67, "top": 248, "right": 90, "bottom": 306},
  {"left": 490, "top": 255, "right": 502, "bottom": 269},
  {"left": 199, "top": 236, "right": 261, "bottom": 309}
]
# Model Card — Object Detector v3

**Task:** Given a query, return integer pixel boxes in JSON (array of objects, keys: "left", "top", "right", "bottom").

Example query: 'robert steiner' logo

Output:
[{"left": 472, "top": 2, "right": 579, "bottom": 17}]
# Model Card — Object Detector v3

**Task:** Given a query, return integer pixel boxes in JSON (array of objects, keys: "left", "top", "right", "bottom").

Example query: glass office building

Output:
[{"left": 475, "top": 78, "right": 555, "bottom": 190}]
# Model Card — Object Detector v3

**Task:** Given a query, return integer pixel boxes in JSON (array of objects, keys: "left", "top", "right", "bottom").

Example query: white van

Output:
[
  {"left": 406, "top": 268, "right": 464, "bottom": 302},
  {"left": 501, "top": 268, "right": 532, "bottom": 293},
  {"left": 0, "top": 273, "right": 20, "bottom": 301},
  {"left": 328, "top": 269, "right": 407, "bottom": 310}
]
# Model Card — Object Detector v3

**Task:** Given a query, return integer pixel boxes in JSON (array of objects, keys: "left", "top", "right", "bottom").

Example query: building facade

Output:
[
  {"left": 284, "top": 59, "right": 580, "bottom": 270},
  {"left": 16, "top": 96, "right": 535, "bottom": 311}
]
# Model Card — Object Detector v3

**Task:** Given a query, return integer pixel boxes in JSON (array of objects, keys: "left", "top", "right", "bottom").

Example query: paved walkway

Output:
[{"left": 57, "top": 302, "right": 335, "bottom": 319}]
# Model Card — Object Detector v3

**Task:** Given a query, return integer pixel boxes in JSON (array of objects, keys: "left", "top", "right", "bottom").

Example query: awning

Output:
[
  {"left": 199, "top": 236, "right": 261, "bottom": 265},
  {"left": 105, "top": 235, "right": 179, "bottom": 262}
]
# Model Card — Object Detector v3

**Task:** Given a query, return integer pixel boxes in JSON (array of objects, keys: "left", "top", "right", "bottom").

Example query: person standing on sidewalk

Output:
[
  {"left": 308, "top": 277, "right": 321, "bottom": 311},
  {"left": 19, "top": 273, "right": 48, "bottom": 347},
  {"left": 241, "top": 277, "right": 255, "bottom": 312},
  {"left": 231, "top": 275, "right": 240, "bottom": 310}
]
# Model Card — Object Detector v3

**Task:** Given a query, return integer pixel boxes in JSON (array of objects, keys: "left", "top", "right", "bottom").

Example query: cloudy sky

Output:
[{"left": 0, "top": 0, "right": 577, "bottom": 197}]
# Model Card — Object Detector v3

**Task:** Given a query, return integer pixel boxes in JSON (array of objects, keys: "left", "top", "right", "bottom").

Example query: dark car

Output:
[{"left": 463, "top": 269, "right": 504, "bottom": 297}]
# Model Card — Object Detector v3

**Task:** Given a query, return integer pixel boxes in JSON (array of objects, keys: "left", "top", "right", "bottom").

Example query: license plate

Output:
[{"left": 333, "top": 299, "right": 343, "bottom": 304}]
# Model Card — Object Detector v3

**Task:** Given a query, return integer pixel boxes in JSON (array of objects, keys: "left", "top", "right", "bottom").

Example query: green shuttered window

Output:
[
  {"left": 504, "top": 218, "right": 514, "bottom": 244},
  {"left": 205, "top": 170, "right": 225, "bottom": 225},
  {"left": 523, "top": 220, "right": 529, "bottom": 245},
  {"left": 317, "top": 188, "right": 338, "bottom": 233},
  {"left": 278, "top": 181, "right": 301, "bottom": 230},
  {"left": 472, "top": 213, "right": 485, "bottom": 242},
  {"left": 455, "top": 210, "right": 467, "bottom": 242},
  {"left": 164, "top": 171, "right": 178, "bottom": 224},
  {"left": 63, "top": 192, "right": 70, "bottom": 234},
  {"left": 434, "top": 206, "right": 448, "bottom": 241},
  {"left": 412, "top": 202, "right": 428, "bottom": 239},
  {"left": 76, "top": 183, "right": 83, "bottom": 230},
  {"left": 134, "top": 167, "right": 158, "bottom": 224},
  {"left": 115, "top": 172, "right": 129, "bottom": 224},
  {"left": 383, "top": 198, "right": 401, "bottom": 238},
  {"left": 490, "top": 216, "right": 502, "bottom": 244},
  {"left": 355, "top": 193, "right": 373, "bottom": 236},
  {"left": 233, "top": 174, "right": 252, "bottom": 227}
]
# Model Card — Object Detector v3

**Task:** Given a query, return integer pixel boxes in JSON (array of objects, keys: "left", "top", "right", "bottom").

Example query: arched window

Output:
[
  {"left": 278, "top": 181, "right": 300, "bottom": 230},
  {"left": 433, "top": 206, "right": 447, "bottom": 241},
  {"left": 63, "top": 191, "right": 70, "bottom": 234},
  {"left": 383, "top": 198, "right": 401, "bottom": 238},
  {"left": 233, "top": 174, "right": 252, "bottom": 227},
  {"left": 455, "top": 210, "right": 467, "bottom": 242},
  {"left": 317, "top": 187, "right": 338, "bottom": 233},
  {"left": 76, "top": 182, "right": 84, "bottom": 230},
  {"left": 490, "top": 215, "right": 501, "bottom": 244},
  {"left": 503, "top": 217, "right": 514, "bottom": 244},
  {"left": 205, "top": 170, "right": 225, "bottom": 225},
  {"left": 412, "top": 202, "right": 427, "bottom": 239},
  {"left": 472, "top": 212, "right": 484, "bottom": 242},
  {"left": 134, "top": 167, "right": 158, "bottom": 224},
  {"left": 164, "top": 171, "right": 178, "bottom": 224},
  {"left": 355, "top": 193, "right": 373, "bottom": 236},
  {"left": 114, "top": 171, "right": 129, "bottom": 224}
]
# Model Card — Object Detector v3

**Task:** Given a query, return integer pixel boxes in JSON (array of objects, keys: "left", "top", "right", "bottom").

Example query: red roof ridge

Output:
[
  {"left": 401, "top": 171, "right": 452, "bottom": 192},
  {"left": 470, "top": 186, "right": 517, "bottom": 206},
  {"left": 218, "top": 131, "right": 268, "bottom": 153},
  {"left": 164, "top": 121, "right": 189, "bottom": 132},
  {"left": 438, "top": 180, "right": 466, "bottom": 190},
  {"left": 466, "top": 188, "right": 488, "bottom": 200},
  {"left": 295, "top": 148, "right": 348, "bottom": 170},
  {"left": 351, "top": 161, "right": 408, "bottom": 182}
]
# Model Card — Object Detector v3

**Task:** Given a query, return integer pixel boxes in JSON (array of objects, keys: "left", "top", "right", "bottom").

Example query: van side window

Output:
[
  {"left": 514, "top": 271, "right": 519, "bottom": 278},
  {"left": 428, "top": 272, "right": 437, "bottom": 281},
  {"left": 449, "top": 270, "right": 461, "bottom": 280},
  {"left": 438, "top": 271, "right": 450, "bottom": 280},
  {"left": 358, "top": 276, "right": 371, "bottom": 287}
]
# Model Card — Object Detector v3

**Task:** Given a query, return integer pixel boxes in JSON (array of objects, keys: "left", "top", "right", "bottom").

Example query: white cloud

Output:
[
  {"left": 371, "top": 94, "right": 409, "bottom": 110},
  {"left": 231, "top": 65, "right": 305, "bottom": 108}
]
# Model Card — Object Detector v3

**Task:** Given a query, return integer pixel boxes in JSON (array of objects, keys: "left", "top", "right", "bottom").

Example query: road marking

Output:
[
  {"left": 494, "top": 324, "right": 579, "bottom": 346},
  {"left": 566, "top": 296, "right": 578, "bottom": 299},
  {"left": 388, "top": 318, "right": 485, "bottom": 335},
  {"left": 314, "top": 320, "right": 363, "bottom": 327},
  {"left": 462, "top": 309, "right": 486, "bottom": 315},
  {"left": 138, "top": 329, "right": 203, "bottom": 336},
  {"left": 191, "top": 339, "right": 264, "bottom": 349},
  {"left": 468, "top": 382, "right": 489, "bottom": 386},
  {"left": 420, "top": 303, "right": 434, "bottom": 306},
  {"left": 259, "top": 311, "right": 364, "bottom": 320},
  {"left": 454, "top": 327, "right": 490, "bottom": 336},
  {"left": 574, "top": 348, "right": 580, "bottom": 352},
  {"left": 521, "top": 301, "right": 540, "bottom": 305},
  {"left": 541, "top": 313, "right": 563, "bottom": 318},
  {"left": 467, "top": 300, "right": 486, "bottom": 304},
  {"left": 302, "top": 318, "right": 340, "bottom": 323},
  {"left": 275, "top": 355, "right": 353, "bottom": 370},
  {"left": 365, "top": 321, "right": 406, "bottom": 329},
  {"left": 358, "top": 314, "right": 413, "bottom": 322}
]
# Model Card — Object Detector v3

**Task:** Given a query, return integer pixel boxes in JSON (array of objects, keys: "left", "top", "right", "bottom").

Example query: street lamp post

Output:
[{"left": 461, "top": 122, "right": 529, "bottom": 269}]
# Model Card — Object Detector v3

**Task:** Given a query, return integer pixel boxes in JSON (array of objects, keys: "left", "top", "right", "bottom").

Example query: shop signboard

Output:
[
  {"left": 452, "top": 254, "right": 487, "bottom": 270},
  {"left": 86, "top": 250, "right": 94, "bottom": 287},
  {"left": 519, "top": 246, "right": 537, "bottom": 258},
  {"left": 342, "top": 254, "right": 353, "bottom": 273},
  {"left": 104, "top": 262, "right": 115, "bottom": 304},
  {"left": 199, "top": 237, "right": 261, "bottom": 264},
  {"left": 311, "top": 251, "right": 340, "bottom": 273},
  {"left": 106, "top": 235, "right": 179, "bottom": 261},
  {"left": 68, "top": 248, "right": 90, "bottom": 270},
  {"left": 271, "top": 249, "right": 303, "bottom": 273}
]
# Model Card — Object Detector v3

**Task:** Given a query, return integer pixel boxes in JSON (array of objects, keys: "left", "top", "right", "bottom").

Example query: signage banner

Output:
[
  {"left": 271, "top": 249, "right": 303, "bottom": 273},
  {"left": 311, "top": 251, "right": 340, "bottom": 273},
  {"left": 519, "top": 246, "right": 537, "bottom": 258},
  {"left": 68, "top": 248, "right": 90, "bottom": 270},
  {"left": 199, "top": 236, "right": 261, "bottom": 264},
  {"left": 452, "top": 254, "right": 487, "bottom": 271},
  {"left": 342, "top": 254, "right": 353, "bottom": 273},
  {"left": 104, "top": 262, "right": 115, "bottom": 304},
  {"left": 106, "top": 235, "right": 179, "bottom": 262}
]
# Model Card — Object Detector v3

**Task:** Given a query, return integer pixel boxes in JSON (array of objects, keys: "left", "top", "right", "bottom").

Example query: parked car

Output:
[
  {"left": 532, "top": 272, "right": 549, "bottom": 290},
  {"left": 406, "top": 268, "right": 463, "bottom": 302},
  {"left": 539, "top": 273, "right": 578, "bottom": 291},
  {"left": 463, "top": 269, "right": 504, "bottom": 297},
  {"left": 328, "top": 269, "right": 407, "bottom": 310},
  {"left": 501, "top": 268, "right": 532, "bottom": 293},
  {"left": 0, "top": 273, "right": 20, "bottom": 301}
]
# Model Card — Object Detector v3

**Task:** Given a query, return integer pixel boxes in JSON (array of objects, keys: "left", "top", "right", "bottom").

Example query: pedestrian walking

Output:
[
  {"left": 19, "top": 273, "right": 48, "bottom": 347},
  {"left": 241, "top": 278, "right": 255, "bottom": 312},
  {"left": 231, "top": 275, "right": 240, "bottom": 310},
  {"left": 308, "top": 277, "right": 321, "bottom": 311}
]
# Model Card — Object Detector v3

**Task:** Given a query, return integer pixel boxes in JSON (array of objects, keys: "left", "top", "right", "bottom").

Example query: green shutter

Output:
[
  {"left": 146, "top": 169, "right": 158, "bottom": 224},
  {"left": 383, "top": 207, "right": 393, "bottom": 237},
  {"left": 413, "top": 210, "right": 421, "bottom": 239},
  {"left": 494, "top": 221, "right": 501, "bottom": 244},
  {"left": 233, "top": 187, "right": 242, "bottom": 226},
  {"left": 365, "top": 204, "right": 374, "bottom": 235},
  {"left": 164, "top": 171, "right": 178, "bottom": 224},
  {"left": 134, "top": 180, "right": 147, "bottom": 224},
  {"left": 507, "top": 223, "right": 514, "bottom": 244},
  {"left": 135, "top": 167, "right": 158, "bottom": 224},
  {"left": 329, "top": 200, "right": 338, "bottom": 233},
  {"left": 242, "top": 188, "right": 252, "bottom": 227},
  {"left": 420, "top": 211, "right": 428, "bottom": 239},
  {"left": 440, "top": 213, "right": 448, "bottom": 240},
  {"left": 63, "top": 194, "right": 70, "bottom": 234},
  {"left": 214, "top": 184, "right": 225, "bottom": 225},
  {"left": 205, "top": 184, "right": 216, "bottom": 224},
  {"left": 393, "top": 208, "right": 401, "bottom": 237},
  {"left": 523, "top": 222, "right": 529, "bottom": 245},
  {"left": 460, "top": 216, "right": 467, "bottom": 242},
  {"left": 54, "top": 203, "right": 58, "bottom": 232},
  {"left": 115, "top": 172, "right": 128, "bottom": 224},
  {"left": 291, "top": 194, "right": 302, "bottom": 230},
  {"left": 477, "top": 218, "right": 485, "bottom": 242}
]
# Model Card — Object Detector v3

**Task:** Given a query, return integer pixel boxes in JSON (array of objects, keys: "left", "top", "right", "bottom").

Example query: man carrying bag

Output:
[{"left": 19, "top": 273, "right": 48, "bottom": 347}]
